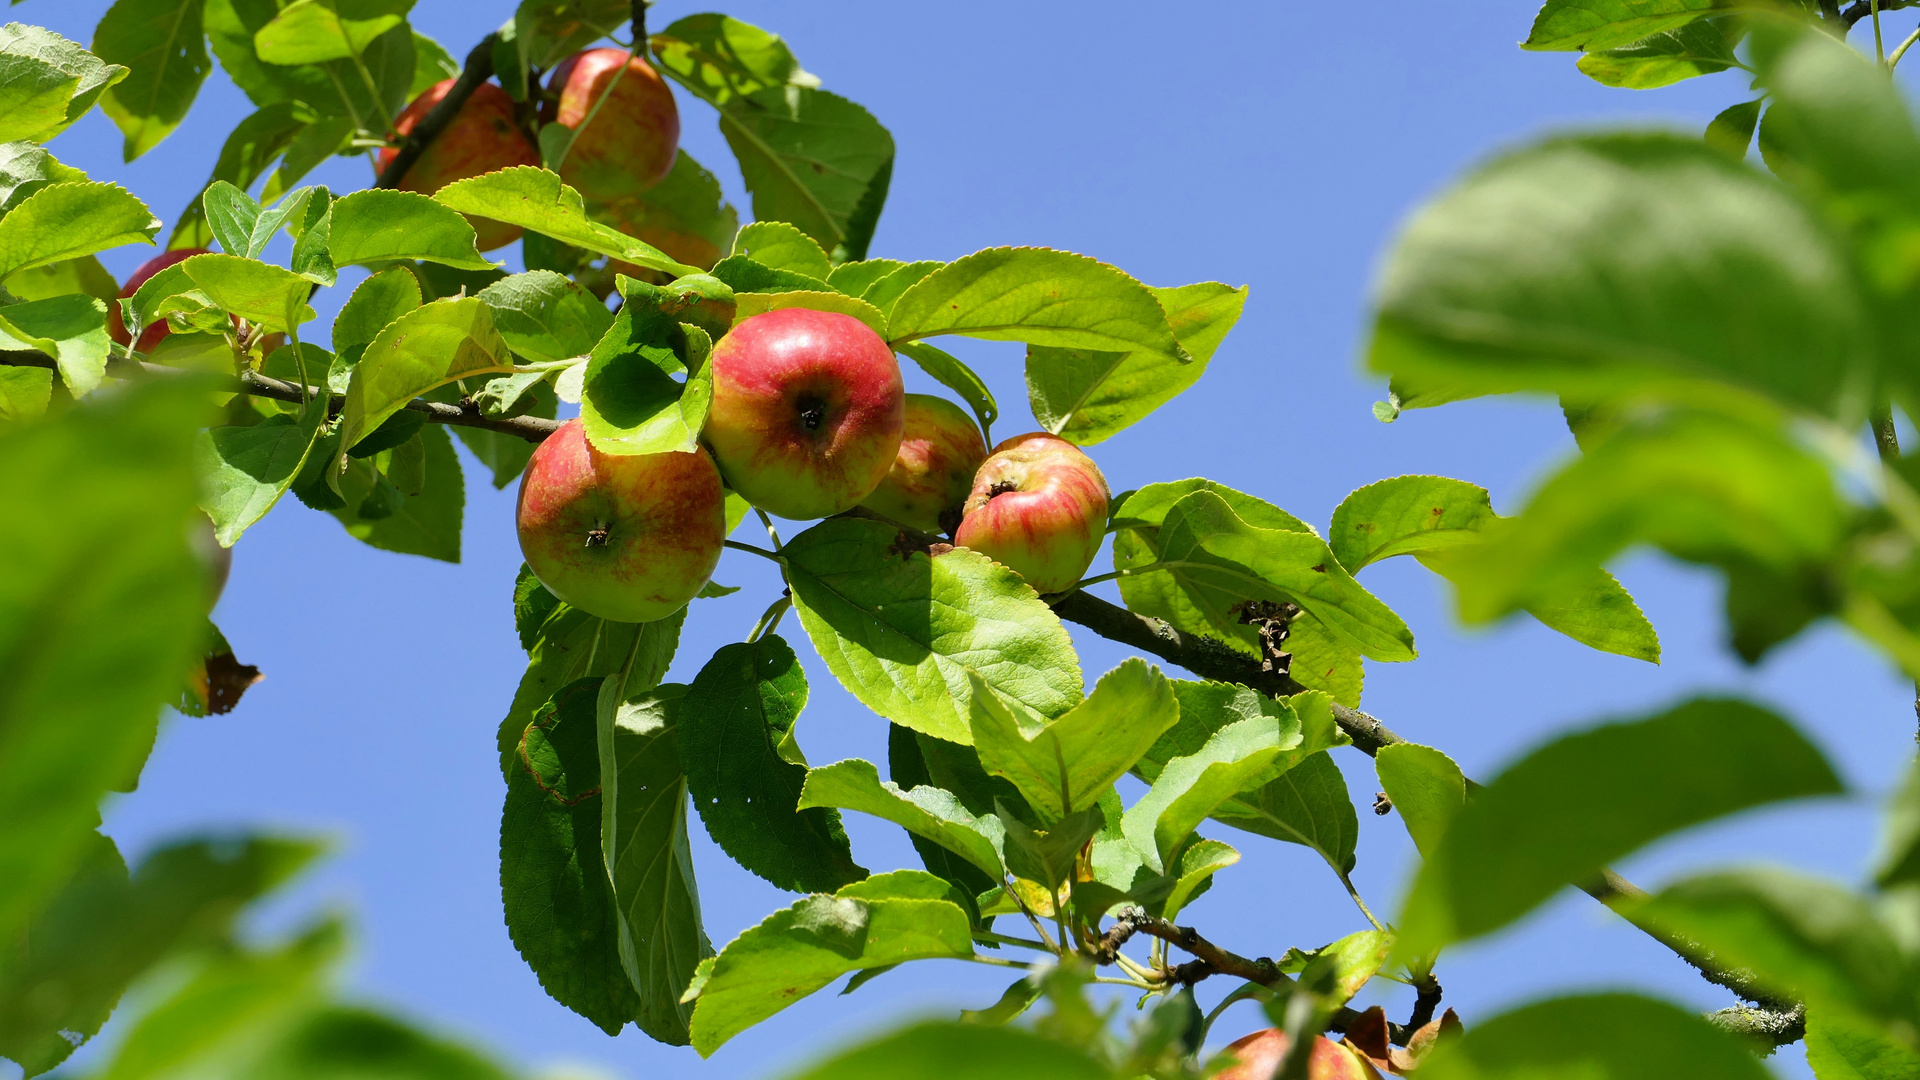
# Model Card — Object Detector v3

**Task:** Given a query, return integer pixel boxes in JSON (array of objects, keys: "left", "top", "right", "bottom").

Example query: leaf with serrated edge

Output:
[
  {"left": 434, "top": 166, "right": 698, "bottom": 276},
  {"left": 1375, "top": 743, "right": 1468, "bottom": 858},
  {"left": 327, "top": 188, "right": 494, "bottom": 271},
  {"left": 784, "top": 518, "right": 1082, "bottom": 745},
  {"left": 732, "top": 289, "right": 885, "bottom": 339},
  {"left": 1122, "top": 715, "right": 1293, "bottom": 872},
  {"left": 969, "top": 658, "right": 1178, "bottom": 826},
  {"left": 799, "top": 759, "right": 1006, "bottom": 878},
  {"left": 196, "top": 396, "right": 327, "bottom": 546},
  {"left": 338, "top": 297, "right": 512, "bottom": 453},
  {"left": 0, "top": 181, "right": 157, "bottom": 279},
  {"left": 731, "top": 220, "right": 830, "bottom": 279}
]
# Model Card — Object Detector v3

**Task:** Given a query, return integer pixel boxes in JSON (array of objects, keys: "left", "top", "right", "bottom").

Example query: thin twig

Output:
[{"left": 375, "top": 33, "right": 501, "bottom": 189}]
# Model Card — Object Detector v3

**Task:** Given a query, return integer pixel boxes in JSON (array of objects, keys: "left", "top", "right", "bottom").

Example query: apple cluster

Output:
[{"left": 516, "top": 305, "right": 1113, "bottom": 623}]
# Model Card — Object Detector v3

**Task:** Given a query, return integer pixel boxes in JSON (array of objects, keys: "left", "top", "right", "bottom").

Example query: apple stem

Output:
[
  {"left": 745, "top": 595, "right": 791, "bottom": 643},
  {"left": 723, "top": 539, "right": 784, "bottom": 563},
  {"left": 1070, "top": 561, "right": 1172, "bottom": 591},
  {"left": 753, "top": 506, "right": 784, "bottom": 551}
]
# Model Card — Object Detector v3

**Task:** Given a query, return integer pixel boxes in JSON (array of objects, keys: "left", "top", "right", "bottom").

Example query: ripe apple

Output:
[
  {"left": 517, "top": 418, "right": 725, "bottom": 623},
  {"left": 703, "top": 308, "right": 904, "bottom": 521},
  {"left": 953, "top": 432, "right": 1110, "bottom": 594},
  {"left": 859, "top": 394, "right": 986, "bottom": 535},
  {"left": 1213, "top": 1030, "right": 1385, "bottom": 1080},
  {"left": 107, "top": 246, "right": 207, "bottom": 352},
  {"left": 377, "top": 80, "right": 541, "bottom": 251},
  {"left": 542, "top": 48, "right": 680, "bottom": 197}
]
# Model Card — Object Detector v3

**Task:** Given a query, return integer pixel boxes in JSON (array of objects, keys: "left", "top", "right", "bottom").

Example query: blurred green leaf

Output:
[
  {"left": 1026, "top": 281, "right": 1246, "bottom": 445},
  {"left": 93, "top": 0, "right": 210, "bottom": 160},
  {"left": 1398, "top": 697, "right": 1843, "bottom": 958},
  {"left": 504, "top": 0, "right": 627, "bottom": 99},
  {"left": 889, "top": 248, "right": 1187, "bottom": 369},
  {"left": 0, "top": 180, "right": 158, "bottom": 279},
  {"left": 0, "top": 833, "right": 321, "bottom": 1076},
  {"left": 327, "top": 188, "right": 495, "bottom": 271},
  {"left": 686, "top": 872, "right": 974, "bottom": 1056},
  {"left": 1368, "top": 134, "right": 1871, "bottom": 420},
  {"left": 0, "top": 381, "right": 208, "bottom": 944},
  {"left": 601, "top": 682, "right": 711, "bottom": 1046},
  {"left": 969, "top": 658, "right": 1178, "bottom": 826},
  {"left": 1706, "top": 98, "right": 1762, "bottom": 160},
  {"left": 206, "top": 0, "right": 414, "bottom": 123},
  {"left": 0, "top": 24, "right": 127, "bottom": 144},
  {"left": 1805, "top": 1006, "right": 1920, "bottom": 1080},
  {"left": 435, "top": 166, "right": 699, "bottom": 278},
  {"left": 253, "top": 0, "right": 406, "bottom": 65},
  {"left": 777, "top": 1018, "right": 1112, "bottom": 1080},
  {"left": 680, "top": 635, "right": 865, "bottom": 893},
  {"left": 1375, "top": 742, "right": 1468, "bottom": 858},
  {"left": 0, "top": 365, "right": 50, "bottom": 420},
  {"left": 784, "top": 517, "right": 1083, "bottom": 745},
  {"left": 1417, "top": 992, "right": 1775, "bottom": 1080},
  {"left": 800, "top": 758, "right": 1006, "bottom": 879}
]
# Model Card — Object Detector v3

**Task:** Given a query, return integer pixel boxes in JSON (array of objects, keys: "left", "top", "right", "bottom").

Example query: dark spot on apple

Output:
[
  {"left": 797, "top": 397, "right": 827, "bottom": 432},
  {"left": 585, "top": 525, "right": 611, "bottom": 548},
  {"left": 987, "top": 480, "right": 1020, "bottom": 499}
]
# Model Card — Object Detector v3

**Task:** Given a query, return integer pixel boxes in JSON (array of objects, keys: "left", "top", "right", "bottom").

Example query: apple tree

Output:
[{"left": 6, "top": 1, "right": 1920, "bottom": 1078}]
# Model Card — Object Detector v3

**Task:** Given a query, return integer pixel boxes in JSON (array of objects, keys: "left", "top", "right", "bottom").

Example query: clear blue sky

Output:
[{"left": 25, "top": 2, "right": 1914, "bottom": 1077}]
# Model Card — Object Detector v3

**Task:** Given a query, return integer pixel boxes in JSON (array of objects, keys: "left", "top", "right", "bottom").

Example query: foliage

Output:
[{"left": 13, "top": 1, "right": 1920, "bottom": 1079}]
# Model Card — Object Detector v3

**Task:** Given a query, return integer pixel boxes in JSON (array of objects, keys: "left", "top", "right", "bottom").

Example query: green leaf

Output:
[
  {"left": 680, "top": 636, "right": 866, "bottom": 893},
  {"left": 733, "top": 289, "right": 887, "bottom": 339},
  {"left": 0, "top": 293, "right": 110, "bottom": 396},
  {"left": 650, "top": 21, "right": 890, "bottom": 261},
  {"left": 409, "top": 30, "right": 457, "bottom": 96},
  {"left": 1240, "top": 751, "right": 1359, "bottom": 874},
  {"left": 898, "top": 341, "right": 997, "bottom": 442},
  {"left": 1368, "top": 133, "right": 1871, "bottom": 420},
  {"left": 321, "top": 425, "right": 465, "bottom": 562},
  {"left": 649, "top": 13, "right": 816, "bottom": 107},
  {"left": 509, "top": 0, "right": 627, "bottom": 99},
  {"left": 0, "top": 181, "right": 158, "bottom": 280},
  {"left": 1026, "top": 282, "right": 1247, "bottom": 445},
  {"left": 708, "top": 253, "right": 830, "bottom": 294},
  {"left": 885, "top": 725, "right": 1001, "bottom": 915},
  {"left": 858, "top": 260, "right": 943, "bottom": 318},
  {"left": 826, "top": 258, "right": 906, "bottom": 297},
  {"left": 968, "top": 658, "right": 1178, "bottom": 826},
  {"left": 799, "top": 758, "right": 1006, "bottom": 879},
  {"left": 338, "top": 297, "right": 512, "bottom": 453},
  {"left": 888, "top": 248, "right": 1187, "bottom": 371},
  {"left": 1399, "top": 697, "right": 1844, "bottom": 957},
  {"left": 451, "top": 388, "right": 553, "bottom": 489},
  {"left": 178, "top": 252, "right": 316, "bottom": 333},
  {"left": 235, "top": 1006, "right": 516, "bottom": 1080},
  {"left": 1440, "top": 411, "right": 1847, "bottom": 628},
  {"left": 1805, "top": 1007, "right": 1920, "bottom": 1080},
  {"left": 332, "top": 264, "right": 420, "bottom": 359},
  {"left": 1640, "top": 869, "right": 1911, "bottom": 1025},
  {"left": 784, "top": 517, "right": 1084, "bottom": 745},
  {"left": 1523, "top": 0, "right": 1724, "bottom": 53},
  {"left": 434, "top": 166, "right": 700, "bottom": 277},
  {"left": 580, "top": 320, "right": 713, "bottom": 456},
  {"left": 1417, "top": 992, "right": 1775, "bottom": 1080},
  {"left": 476, "top": 270, "right": 613, "bottom": 365},
  {"left": 686, "top": 872, "right": 975, "bottom": 1056},
  {"left": 0, "top": 24, "right": 128, "bottom": 145},
  {"left": 587, "top": 148, "right": 738, "bottom": 273},
  {"left": 1121, "top": 714, "right": 1295, "bottom": 873},
  {"left": 1111, "top": 478, "right": 1314, "bottom": 535},
  {"left": 1375, "top": 743, "right": 1468, "bottom": 858},
  {"left": 1152, "top": 489, "right": 1416, "bottom": 662},
  {"left": 252, "top": 0, "right": 406, "bottom": 64},
  {"left": 1576, "top": 19, "right": 1738, "bottom": 89},
  {"left": 0, "top": 364, "right": 51, "bottom": 420},
  {"left": 1706, "top": 99, "right": 1763, "bottom": 160},
  {"left": 327, "top": 188, "right": 494, "bottom": 272},
  {"left": 3, "top": 254, "right": 117, "bottom": 303},
  {"left": 732, "top": 220, "right": 831, "bottom": 280},
  {"left": 1330, "top": 475, "right": 1659, "bottom": 662},
  {"left": 196, "top": 396, "right": 327, "bottom": 546},
  {"left": 602, "top": 683, "right": 712, "bottom": 1046},
  {"left": 0, "top": 381, "right": 207, "bottom": 943},
  {"left": 0, "top": 833, "right": 321, "bottom": 1076},
  {"left": 92, "top": 0, "right": 210, "bottom": 160},
  {"left": 165, "top": 102, "right": 311, "bottom": 250},
  {"left": 500, "top": 678, "right": 641, "bottom": 1035},
  {"left": 1277, "top": 929, "right": 1393, "bottom": 1006}
]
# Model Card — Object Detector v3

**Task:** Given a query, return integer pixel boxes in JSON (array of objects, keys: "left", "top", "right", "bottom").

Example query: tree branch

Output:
[
  {"left": 374, "top": 33, "right": 501, "bottom": 189},
  {"left": 1, "top": 352, "right": 559, "bottom": 443},
  {"left": 1048, "top": 589, "right": 1806, "bottom": 1044}
]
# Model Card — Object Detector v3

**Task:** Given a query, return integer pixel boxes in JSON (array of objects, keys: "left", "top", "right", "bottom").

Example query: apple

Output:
[
  {"left": 1212, "top": 1030, "right": 1385, "bottom": 1080},
  {"left": 703, "top": 308, "right": 904, "bottom": 521},
  {"left": 859, "top": 394, "right": 986, "bottom": 534},
  {"left": 517, "top": 418, "right": 726, "bottom": 623},
  {"left": 542, "top": 48, "right": 680, "bottom": 200},
  {"left": 377, "top": 80, "right": 541, "bottom": 251},
  {"left": 953, "top": 432, "right": 1110, "bottom": 594},
  {"left": 107, "top": 246, "right": 208, "bottom": 352}
]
